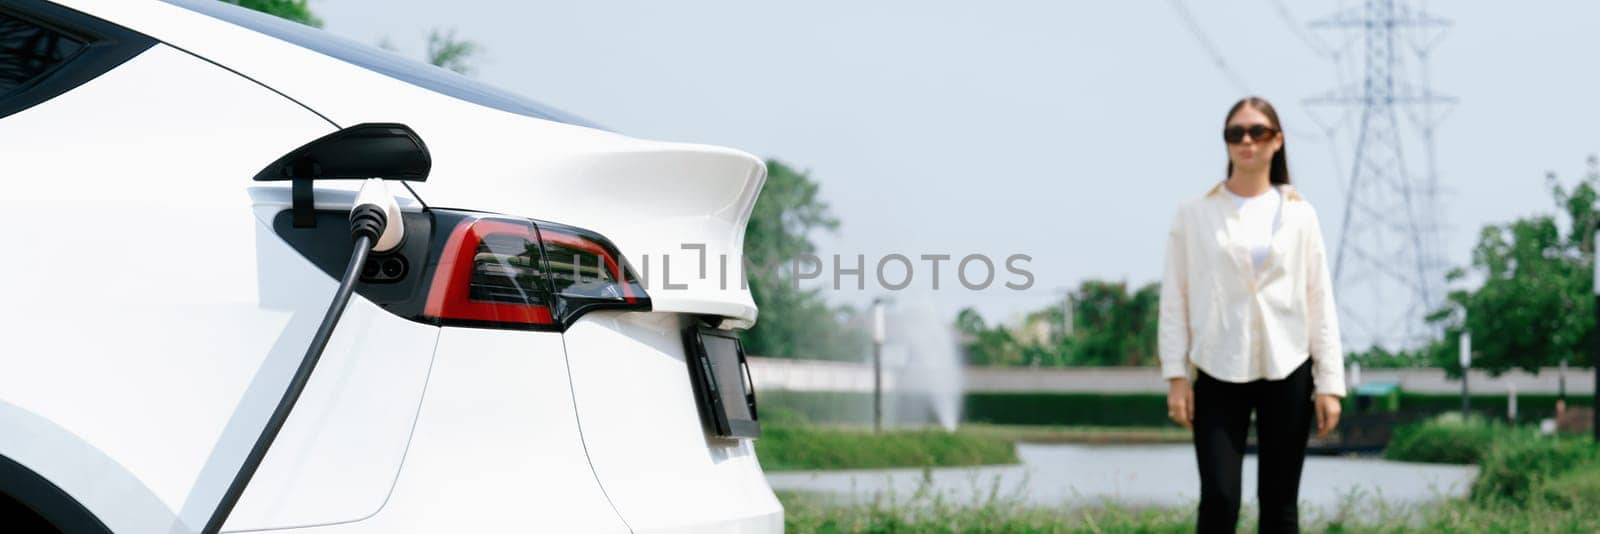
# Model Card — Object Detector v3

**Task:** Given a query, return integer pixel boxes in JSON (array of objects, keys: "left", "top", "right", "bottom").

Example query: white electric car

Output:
[{"left": 0, "top": 0, "right": 779, "bottom": 532}]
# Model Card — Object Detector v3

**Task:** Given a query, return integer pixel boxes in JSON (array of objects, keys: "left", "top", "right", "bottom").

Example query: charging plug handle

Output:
[
  {"left": 351, "top": 178, "right": 405, "bottom": 252},
  {"left": 349, "top": 205, "right": 386, "bottom": 244}
]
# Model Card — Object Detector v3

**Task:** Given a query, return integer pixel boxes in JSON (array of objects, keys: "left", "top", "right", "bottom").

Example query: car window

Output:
[
  {"left": 0, "top": 1, "right": 155, "bottom": 120},
  {"left": 0, "top": 13, "right": 85, "bottom": 95}
]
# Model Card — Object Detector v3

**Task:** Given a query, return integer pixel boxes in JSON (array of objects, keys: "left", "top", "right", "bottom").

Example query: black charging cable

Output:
[{"left": 202, "top": 204, "right": 388, "bottom": 534}]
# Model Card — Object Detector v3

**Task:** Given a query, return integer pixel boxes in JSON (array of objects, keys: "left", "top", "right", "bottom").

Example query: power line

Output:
[
  {"left": 1266, "top": 0, "right": 1336, "bottom": 57},
  {"left": 1163, "top": 0, "right": 1251, "bottom": 95}
]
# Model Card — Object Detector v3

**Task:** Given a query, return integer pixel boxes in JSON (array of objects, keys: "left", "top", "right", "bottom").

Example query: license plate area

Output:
[{"left": 682, "top": 324, "right": 760, "bottom": 439}]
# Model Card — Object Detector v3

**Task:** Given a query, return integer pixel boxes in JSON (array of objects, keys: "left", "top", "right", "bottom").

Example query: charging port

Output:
[{"left": 361, "top": 254, "right": 409, "bottom": 283}]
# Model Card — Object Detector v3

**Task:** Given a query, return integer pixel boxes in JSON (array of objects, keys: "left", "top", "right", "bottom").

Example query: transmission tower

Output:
[{"left": 1305, "top": 0, "right": 1455, "bottom": 351}]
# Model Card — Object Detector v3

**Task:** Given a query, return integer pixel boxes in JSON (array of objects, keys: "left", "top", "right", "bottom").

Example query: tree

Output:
[
  {"left": 739, "top": 160, "right": 868, "bottom": 360},
  {"left": 954, "top": 279, "right": 1159, "bottom": 367},
  {"left": 1346, "top": 344, "right": 1430, "bottom": 368},
  {"left": 226, "top": 1, "right": 483, "bottom": 76},
  {"left": 1424, "top": 156, "right": 1600, "bottom": 376},
  {"left": 1068, "top": 280, "right": 1160, "bottom": 366},
  {"left": 955, "top": 307, "right": 987, "bottom": 336},
  {"left": 955, "top": 306, "right": 1028, "bottom": 366},
  {"left": 425, "top": 27, "right": 480, "bottom": 75},
  {"left": 223, "top": 0, "right": 321, "bottom": 27}
]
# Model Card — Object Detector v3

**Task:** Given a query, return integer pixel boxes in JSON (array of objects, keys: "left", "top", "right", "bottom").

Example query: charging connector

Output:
[
  {"left": 205, "top": 182, "right": 405, "bottom": 534},
  {"left": 351, "top": 178, "right": 404, "bottom": 253}
]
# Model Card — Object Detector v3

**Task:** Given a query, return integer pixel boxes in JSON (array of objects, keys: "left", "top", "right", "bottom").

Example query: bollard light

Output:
[
  {"left": 871, "top": 298, "right": 886, "bottom": 433},
  {"left": 1460, "top": 332, "right": 1471, "bottom": 418},
  {"left": 1508, "top": 382, "right": 1518, "bottom": 423}
]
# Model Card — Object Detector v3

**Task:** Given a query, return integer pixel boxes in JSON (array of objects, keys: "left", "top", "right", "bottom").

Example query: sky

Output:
[{"left": 312, "top": 0, "right": 1600, "bottom": 340}]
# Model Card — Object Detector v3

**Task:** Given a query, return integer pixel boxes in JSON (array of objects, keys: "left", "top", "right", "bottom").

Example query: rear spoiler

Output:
[{"left": 531, "top": 144, "right": 766, "bottom": 328}]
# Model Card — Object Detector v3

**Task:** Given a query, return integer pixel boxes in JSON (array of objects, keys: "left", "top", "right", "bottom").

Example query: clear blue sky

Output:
[{"left": 315, "top": 0, "right": 1600, "bottom": 338}]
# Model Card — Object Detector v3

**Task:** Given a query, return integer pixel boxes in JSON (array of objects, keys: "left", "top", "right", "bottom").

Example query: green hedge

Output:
[
  {"left": 1394, "top": 393, "right": 1591, "bottom": 425},
  {"left": 758, "top": 390, "right": 1595, "bottom": 428},
  {"left": 963, "top": 393, "right": 1171, "bottom": 427}
]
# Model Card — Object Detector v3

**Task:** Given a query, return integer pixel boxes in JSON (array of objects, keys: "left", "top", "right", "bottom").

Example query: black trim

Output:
[
  {"left": 0, "top": 454, "right": 111, "bottom": 534},
  {"left": 254, "top": 123, "right": 432, "bottom": 228},
  {"left": 292, "top": 177, "right": 314, "bottom": 227},
  {"left": 0, "top": 0, "right": 156, "bottom": 120},
  {"left": 272, "top": 208, "right": 435, "bottom": 316},
  {"left": 253, "top": 123, "right": 432, "bottom": 183}
]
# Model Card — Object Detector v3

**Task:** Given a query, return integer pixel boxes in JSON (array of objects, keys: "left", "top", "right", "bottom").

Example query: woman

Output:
[{"left": 1158, "top": 96, "right": 1345, "bottom": 534}]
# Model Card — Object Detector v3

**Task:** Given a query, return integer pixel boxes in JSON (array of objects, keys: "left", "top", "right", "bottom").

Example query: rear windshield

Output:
[
  {"left": 0, "top": 12, "right": 85, "bottom": 95},
  {"left": 160, "top": 0, "right": 602, "bottom": 129}
]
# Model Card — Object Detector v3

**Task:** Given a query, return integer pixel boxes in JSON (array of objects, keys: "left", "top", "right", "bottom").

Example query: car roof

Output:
[{"left": 157, "top": 0, "right": 603, "bottom": 129}]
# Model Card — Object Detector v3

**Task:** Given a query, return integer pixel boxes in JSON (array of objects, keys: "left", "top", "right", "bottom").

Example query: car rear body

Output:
[{"left": 0, "top": 0, "right": 779, "bottom": 531}]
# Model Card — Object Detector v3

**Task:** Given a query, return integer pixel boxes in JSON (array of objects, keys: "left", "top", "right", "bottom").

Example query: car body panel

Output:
[
  {"left": 562, "top": 312, "right": 782, "bottom": 533},
  {"left": 253, "top": 327, "right": 632, "bottom": 533}
]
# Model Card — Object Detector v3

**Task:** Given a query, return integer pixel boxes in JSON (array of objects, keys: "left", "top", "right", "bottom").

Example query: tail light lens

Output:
[{"left": 422, "top": 211, "right": 649, "bottom": 330}]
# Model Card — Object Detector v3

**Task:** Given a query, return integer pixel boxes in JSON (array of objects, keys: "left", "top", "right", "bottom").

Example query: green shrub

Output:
[
  {"left": 1534, "top": 465, "right": 1600, "bottom": 510},
  {"left": 1471, "top": 434, "right": 1599, "bottom": 505},
  {"left": 1383, "top": 414, "right": 1511, "bottom": 464},
  {"left": 1386, "top": 414, "right": 1600, "bottom": 509}
]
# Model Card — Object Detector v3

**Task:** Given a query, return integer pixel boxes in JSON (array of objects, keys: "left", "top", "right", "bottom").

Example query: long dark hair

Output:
[{"left": 1224, "top": 96, "right": 1291, "bottom": 185}]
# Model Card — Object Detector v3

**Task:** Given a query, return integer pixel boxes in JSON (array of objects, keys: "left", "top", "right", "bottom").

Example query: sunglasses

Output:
[{"left": 1223, "top": 124, "right": 1278, "bottom": 144}]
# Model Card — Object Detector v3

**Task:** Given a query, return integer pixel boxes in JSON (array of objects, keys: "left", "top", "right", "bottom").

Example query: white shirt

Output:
[
  {"left": 1223, "top": 185, "right": 1282, "bottom": 273},
  {"left": 1158, "top": 181, "right": 1345, "bottom": 396}
]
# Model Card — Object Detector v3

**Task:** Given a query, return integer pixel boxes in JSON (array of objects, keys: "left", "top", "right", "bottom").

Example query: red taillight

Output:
[
  {"left": 423, "top": 218, "right": 555, "bottom": 327},
  {"left": 540, "top": 226, "right": 641, "bottom": 304},
  {"left": 421, "top": 213, "right": 649, "bottom": 330}
]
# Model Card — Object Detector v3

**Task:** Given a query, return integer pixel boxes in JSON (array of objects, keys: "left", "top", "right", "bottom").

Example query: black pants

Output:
[{"left": 1193, "top": 358, "right": 1314, "bottom": 534}]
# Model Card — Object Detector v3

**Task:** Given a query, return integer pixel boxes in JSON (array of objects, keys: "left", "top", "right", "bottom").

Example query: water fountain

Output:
[
  {"left": 747, "top": 294, "right": 965, "bottom": 430},
  {"left": 876, "top": 295, "right": 964, "bottom": 431}
]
